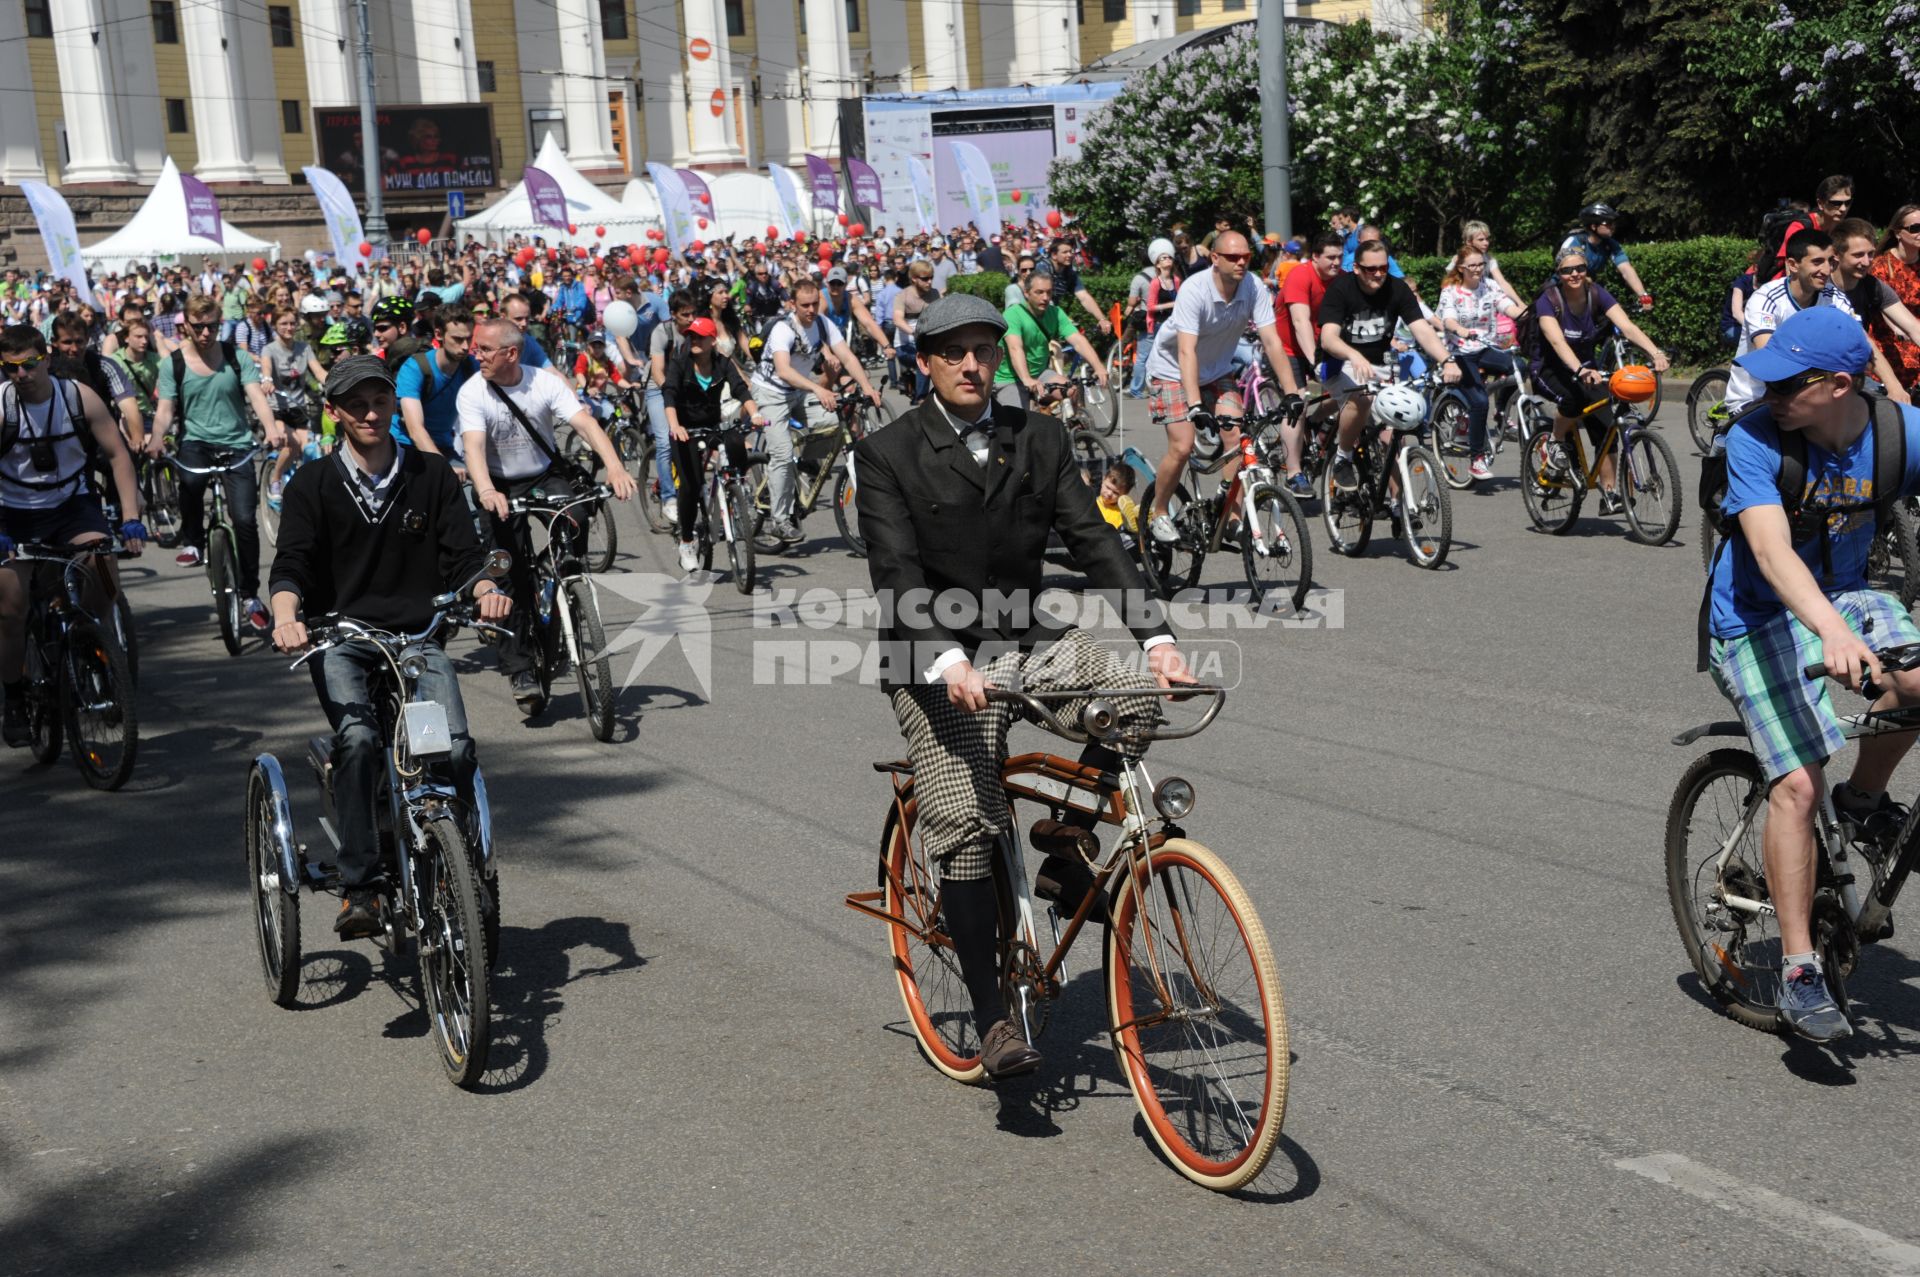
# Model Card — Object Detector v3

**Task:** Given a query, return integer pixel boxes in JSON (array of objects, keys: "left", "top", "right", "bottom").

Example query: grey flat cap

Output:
[
  {"left": 323, "top": 353, "right": 396, "bottom": 402},
  {"left": 915, "top": 293, "right": 1007, "bottom": 343}
]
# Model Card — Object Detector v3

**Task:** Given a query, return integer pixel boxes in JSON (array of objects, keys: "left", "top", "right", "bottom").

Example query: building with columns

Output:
[{"left": 0, "top": 0, "right": 1401, "bottom": 258}]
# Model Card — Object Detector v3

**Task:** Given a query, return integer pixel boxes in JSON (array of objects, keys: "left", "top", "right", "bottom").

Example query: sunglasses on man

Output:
[{"left": 1764, "top": 370, "right": 1831, "bottom": 398}]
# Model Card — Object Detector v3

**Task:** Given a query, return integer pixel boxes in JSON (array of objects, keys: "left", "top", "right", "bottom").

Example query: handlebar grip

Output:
[{"left": 1803, "top": 662, "right": 1828, "bottom": 681}]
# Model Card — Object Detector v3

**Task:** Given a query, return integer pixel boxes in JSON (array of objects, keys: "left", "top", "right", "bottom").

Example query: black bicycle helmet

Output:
[
  {"left": 369, "top": 294, "right": 414, "bottom": 325},
  {"left": 1579, "top": 202, "right": 1619, "bottom": 224},
  {"left": 343, "top": 316, "right": 373, "bottom": 347}
]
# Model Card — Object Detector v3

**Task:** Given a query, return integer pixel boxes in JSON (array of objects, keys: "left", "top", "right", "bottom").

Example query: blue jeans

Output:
[
  {"left": 310, "top": 640, "right": 475, "bottom": 889},
  {"left": 896, "top": 337, "right": 929, "bottom": 402},
  {"left": 1454, "top": 347, "right": 1513, "bottom": 455},
  {"left": 643, "top": 385, "right": 675, "bottom": 502},
  {"left": 1129, "top": 336, "right": 1150, "bottom": 396}
]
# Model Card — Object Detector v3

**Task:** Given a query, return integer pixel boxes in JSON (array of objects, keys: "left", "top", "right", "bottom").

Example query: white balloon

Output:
[{"left": 602, "top": 299, "right": 639, "bottom": 339}]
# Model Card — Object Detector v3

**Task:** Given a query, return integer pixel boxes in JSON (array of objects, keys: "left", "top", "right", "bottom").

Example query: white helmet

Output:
[
  {"left": 1371, "top": 383, "right": 1428, "bottom": 430},
  {"left": 1147, "top": 237, "right": 1175, "bottom": 266},
  {"left": 298, "top": 294, "right": 330, "bottom": 315}
]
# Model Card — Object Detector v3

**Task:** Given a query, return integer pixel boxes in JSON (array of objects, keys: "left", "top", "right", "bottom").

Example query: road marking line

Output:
[{"left": 1616, "top": 1152, "right": 1920, "bottom": 1275}]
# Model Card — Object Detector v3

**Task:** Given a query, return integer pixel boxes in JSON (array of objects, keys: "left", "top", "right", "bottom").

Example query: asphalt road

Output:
[{"left": 6, "top": 387, "right": 1920, "bottom": 1276}]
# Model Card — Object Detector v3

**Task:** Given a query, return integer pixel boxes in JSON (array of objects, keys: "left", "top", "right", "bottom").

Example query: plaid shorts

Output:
[
  {"left": 1709, "top": 589, "right": 1920, "bottom": 782},
  {"left": 1148, "top": 375, "right": 1243, "bottom": 429}
]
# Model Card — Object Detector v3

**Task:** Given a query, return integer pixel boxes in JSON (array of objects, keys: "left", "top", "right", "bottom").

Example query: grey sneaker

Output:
[
  {"left": 1331, "top": 456, "right": 1359, "bottom": 491},
  {"left": 767, "top": 517, "right": 802, "bottom": 545},
  {"left": 980, "top": 1018, "right": 1043, "bottom": 1079},
  {"left": 1542, "top": 442, "right": 1571, "bottom": 480},
  {"left": 1779, "top": 964, "right": 1851, "bottom": 1042}
]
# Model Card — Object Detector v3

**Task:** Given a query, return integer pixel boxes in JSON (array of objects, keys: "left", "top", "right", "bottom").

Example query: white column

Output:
[
  {"left": 802, "top": 0, "right": 853, "bottom": 158},
  {"left": 681, "top": 0, "right": 740, "bottom": 164},
  {"left": 0, "top": 0, "right": 44, "bottom": 182},
  {"left": 633, "top": 0, "right": 686, "bottom": 164},
  {"left": 1132, "top": 0, "right": 1176, "bottom": 46},
  {"left": 552, "top": 0, "right": 624, "bottom": 168},
  {"left": 752, "top": 2, "right": 806, "bottom": 167},
  {"left": 50, "top": 0, "right": 138, "bottom": 183},
  {"left": 180, "top": 0, "right": 283, "bottom": 182},
  {"left": 103, "top": 0, "right": 167, "bottom": 182},
  {"left": 301, "top": 0, "right": 357, "bottom": 108},
  {"left": 409, "top": 0, "right": 480, "bottom": 102},
  {"left": 920, "top": 0, "right": 969, "bottom": 91}
]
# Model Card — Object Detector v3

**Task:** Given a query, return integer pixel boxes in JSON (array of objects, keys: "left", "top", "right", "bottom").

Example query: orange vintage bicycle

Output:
[{"left": 845, "top": 685, "right": 1289, "bottom": 1191}]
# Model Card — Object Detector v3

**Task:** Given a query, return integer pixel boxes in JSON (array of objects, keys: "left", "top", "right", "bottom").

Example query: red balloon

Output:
[
  {"left": 766, "top": 224, "right": 779, "bottom": 239},
  {"left": 653, "top": 247, "right": 669, "bottom": 265},
  {"left": 697, "top": 218, "right": 708, "bottom": 230},
  {"left": 1010, "top": 189, "right": 1023, "bottom": 204},
  {"left": 358, "top": 241, "right": 373, "bottom": 257},
  {"left": 793, "top": 229, "right": 807, "bottom": 243},
  {"left": 595, "top": 225, "right": 606, "bottom": 238},
  {"left": 574, "top": 245, "right": 589, "bottom": 259},
  {"left": 250, "top": 256, "right": 267, "bottom": 271},
  {"left": 416, "top": 228, "right": 432, "bottom": 245},
  {"left": 690, "top": 240, "right": 705, "bottom": 253},
  {"left": 628, "top": 243, "right": 643, "bottom": 261},
  {"left": 547, "top": 247, "right": 559, "bottom": 262},
  {"left": 849, "top": 222, "right": 866, "bottom": 237},
  {"left": 1046, "top": 209, "right": 1063, "bottom": 229},
  {"left": 837, "top": 213, "right": 849, "bottom": 226},
  {"left": 567, "top": 223, "right": 578, "bottom": 235}
]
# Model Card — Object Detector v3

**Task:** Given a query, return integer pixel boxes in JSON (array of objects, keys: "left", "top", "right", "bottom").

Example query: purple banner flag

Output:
[
  {"left": 180, "top": 173, "right": 224, "bottom": 245},
  {"left": 846, "top": 156, "right": 884, "bottom": 211},
  {"left": 523, "top": 165, "right": 569, "bottom": 233},
  {"left": 805, "top": 154, "right": 839, "bottom": 211},
  {"left": 675, "top": 168, "right": 715, "bottom": 214}
]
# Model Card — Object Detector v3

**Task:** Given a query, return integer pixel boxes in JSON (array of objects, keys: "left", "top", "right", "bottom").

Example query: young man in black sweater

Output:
[{"left": 268, "top": 355, "right": 513, "bottom": 939}]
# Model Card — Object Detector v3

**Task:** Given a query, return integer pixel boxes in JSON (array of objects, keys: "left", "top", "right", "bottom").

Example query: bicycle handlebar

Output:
[
  {"left": 162, "top": 447, "right": 260, "bottom": 476},
  {"left": 12, "top": 538, "right": 137, "bottom": 562},
  {"left": 1804, "top": 642, "right": 1920, "bottom": 684},
  {"left": 288, "top": 605, "right": 509, "bottom": 670},
  {"left": 505, "top": 483, "right": 615, "bottom": 518},
  {"left": 983, "top": 685, "right": 1226, "bottom": 745}
]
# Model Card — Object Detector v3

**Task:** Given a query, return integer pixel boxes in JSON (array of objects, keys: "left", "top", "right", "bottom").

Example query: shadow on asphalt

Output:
[
  {"left": 0, "top": 1131, "right": 338, "bottom": 1276},
  {"left": 472, "top": 914, "right": 648, "bottom": 1095}
]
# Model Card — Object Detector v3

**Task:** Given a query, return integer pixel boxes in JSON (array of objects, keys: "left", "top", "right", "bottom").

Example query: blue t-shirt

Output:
[
  {"left": 518, "top": 337, "right": 552, "bottom": 371},
  {"left": 1710, "top": 403, "right": 1920, "bottom": 639},
  {"left": 1557, "top": 233, "right": 1630, "bottom": 276},
  {"left": 390, "top": 348, "right": 479, "bottom": 450}
]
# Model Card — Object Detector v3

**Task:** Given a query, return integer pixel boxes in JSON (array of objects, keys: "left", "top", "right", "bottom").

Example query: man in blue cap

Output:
[{"left": 1705, "top": 306, "right": 1920, "bottom": 1041}]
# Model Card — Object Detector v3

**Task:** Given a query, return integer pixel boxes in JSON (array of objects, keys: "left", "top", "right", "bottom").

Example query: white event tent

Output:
[
  {"left": 620, "top": 169, "right": 838, "bottom": 246},
  {"left": 81, "top": 157, "right": 281, "bottom": 273},
  {"left": 455, "top": 134, "right": 655, "bottom": 251}
]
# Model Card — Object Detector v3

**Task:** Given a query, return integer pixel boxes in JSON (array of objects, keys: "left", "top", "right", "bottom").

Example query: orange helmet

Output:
[{"left": 1610, "top": 365, "right": 1657, "bottom": 403}]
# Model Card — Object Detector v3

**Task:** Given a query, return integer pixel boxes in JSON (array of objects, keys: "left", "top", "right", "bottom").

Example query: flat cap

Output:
[
  {"left": 914, "top": 293, "right": 1006, "bottom": 343},
  {"left": 323, "top": 353, "right": 396, "bottom": 402}
]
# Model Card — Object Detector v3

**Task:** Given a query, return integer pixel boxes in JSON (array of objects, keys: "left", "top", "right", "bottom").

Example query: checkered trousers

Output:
[{"left": 889, "top": 629, "right": 1160, "bottom": 881}]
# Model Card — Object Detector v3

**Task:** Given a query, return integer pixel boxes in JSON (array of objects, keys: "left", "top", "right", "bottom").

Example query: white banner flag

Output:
[
  {"left": 945, "top": 140, "right": 1001, "bottom": 237},
  {"left": 302, "top": 166, "right": 367, "bottom": 276},
  {"left": 766, "top": 163, "right": 807, "bottom": 239},
  {"left": 19, "top": 182, "right": 98, "bottom": 311},
  {"left": 902, "top": 153, "right": 939, "bottom": 236},
  {"left": 646, "top": 162, "right": 698, "bottom": 256}
]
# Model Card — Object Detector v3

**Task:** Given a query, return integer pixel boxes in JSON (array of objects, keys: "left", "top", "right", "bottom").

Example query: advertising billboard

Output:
[{"left": 314, "top": 104, "right": 498, "bottom": 194}]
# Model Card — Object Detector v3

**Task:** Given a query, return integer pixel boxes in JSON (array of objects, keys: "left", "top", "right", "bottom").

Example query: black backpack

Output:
[
  {"left": 1696, "top": 395, "right": 1907, "bottom": 669},
  {"left": 0, "top": 377, "right": 99, "bottom": 493}
]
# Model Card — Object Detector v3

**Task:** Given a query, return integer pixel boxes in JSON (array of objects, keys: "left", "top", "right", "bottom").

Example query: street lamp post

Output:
[
  {"left": 353, "top": 0, "right": 388, "bottom": 246},
  {"left": 1260, "top": 0, "right": 1292, "bottom": 241}
]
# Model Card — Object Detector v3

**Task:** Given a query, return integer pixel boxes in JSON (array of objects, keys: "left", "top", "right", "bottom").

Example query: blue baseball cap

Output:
[{"left": 1735, "top": 306, "right": 1872, "bottom": 382}]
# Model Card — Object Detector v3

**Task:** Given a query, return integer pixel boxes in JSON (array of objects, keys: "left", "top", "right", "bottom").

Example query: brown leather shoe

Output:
[{"left": 980, "top": 1019, "right": 1042, "bottom": 1080}]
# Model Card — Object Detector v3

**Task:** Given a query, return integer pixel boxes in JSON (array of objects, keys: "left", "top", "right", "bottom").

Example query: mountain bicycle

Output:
[
  {"left": 138, "top": 451, "right": 182, "bottom": 549},
  {"left": 684, "top": 425, "right": 762, "bottom": 595},
  {"left": 1426, "top": 353, "right": 1520, "bottom": 490},
  {"left": 505, "top": 484, "right": 617, "bottom": 742},
  {"left": 1317, "top": 375, "right": 1453, "bottom": 569},
  {"left": 564, "top": 398, "right": 643, "bottom": 570},
  {"left": 1137, "top": 408, "right": 1314, "bottom": 611},
  {"left": 165, "top": 447, "right": 258, "bottom": 656},
  {"left": 11, "top": 538, "right": 139, "bottom": 791},
  {"left": 830, "top": 390, "right": 899, "bottom": 561},
  {"left": 1684, "top": 368, "right": 1731, "bottom": 456},
  {"left": 749, "top": 388, "right": 882, "bottom": 553},
  {"left": 1055, "top": 343, "right": 1117, "bottom": 437},
  {"left": 1516, "top": 380, "right": 1681, "bottom": 545},
  {"left": 249, "top": 560, "right": 510, "bottom": 1087},
  {"left": 844, "top": 684, "right": 1288, "bottom": 1191},
  {"left": 1666, "top": 641, "right": 1920, "bottom": 1037}
]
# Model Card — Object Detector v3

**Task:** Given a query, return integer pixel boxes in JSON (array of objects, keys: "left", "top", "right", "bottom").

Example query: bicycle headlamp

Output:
[
  {"left": 400, "top": 655, "right": 428, "bottom": 680},
  {"left": 1153, "top": 776, "right": 1197, "bottom": 820}
]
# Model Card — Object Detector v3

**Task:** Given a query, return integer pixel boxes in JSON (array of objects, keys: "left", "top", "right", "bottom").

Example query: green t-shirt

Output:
[
  {"left": 158, "top": 346, "right": 261, "bottom": 448},
  {"left": 111, "top": 348, "right": 163, "bottom": 417},
  {"left": 994, "top": 300, "right": 1079, "bottom": 385},
  {"left": 221, "top": 283, "right": 249, "bottom": 321}
]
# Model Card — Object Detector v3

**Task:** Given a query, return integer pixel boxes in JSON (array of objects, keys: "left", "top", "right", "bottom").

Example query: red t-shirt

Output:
[{"left": 1278, "top": 266, "right": 1327, "bottom": 358}]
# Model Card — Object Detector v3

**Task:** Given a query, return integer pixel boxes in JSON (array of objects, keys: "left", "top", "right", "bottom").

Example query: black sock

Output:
[{"left": 942, "top": 875, "right": 1004, "bottom": 1036}]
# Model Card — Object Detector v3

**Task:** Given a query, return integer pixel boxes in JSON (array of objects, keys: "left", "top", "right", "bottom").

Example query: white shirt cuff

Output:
[
  {"left": 923, "top": 647, "right": 968, "bottom": 684},
  {"left": 1142, "top": 634, "right": 1174, "bottom": 651}
]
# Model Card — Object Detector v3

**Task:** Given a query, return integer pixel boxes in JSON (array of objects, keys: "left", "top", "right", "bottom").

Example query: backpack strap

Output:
[
  {"left": 1775, "top": 425, "right": 1808, "bottom": 514},
  {"left": 1870, "top": 395, "right": 1906, "bottom": 527},
  {"left": 484, "top": 377, "right": 565, "bottom": 472}
]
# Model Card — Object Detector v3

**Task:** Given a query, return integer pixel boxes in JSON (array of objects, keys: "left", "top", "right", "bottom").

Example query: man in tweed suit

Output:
[{"left": 854, "top": 293, "right": 1194, "bottom": 1079}]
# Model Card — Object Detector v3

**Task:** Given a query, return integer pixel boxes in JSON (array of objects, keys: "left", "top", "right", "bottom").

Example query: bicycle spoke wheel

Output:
[
  {"left": 833, "top": 467, "right": 865, "bottom": 557},
  {"left": 61, "top": 621, "right": 137, "bottom": 791},
  {"left": 1084, "top": 377, "right": 1119, "bottom": 436},
  {"left": 1105, "top": 839, "right": 1288, "bottom": 1191},
  {"left": 1070, "top": 427, "right": 1116, "bottom": 489},
  {"left": 258, "top": 479, "right": 282, "bottom": 546},
  {"left": 636, "top": 448, "right": 673, "bottom": 534},
  {"left": 207, "top": 527, "right": 243, "bottom": 656},
  {"left": 1685, "top": 369, "right": 1729, "bottom": 455},
  {"left": 1241, "top": 483, "right": 1313, "bottom": 613},
  {"left": 418, "top": 817, "right": 492, "bottom": 1087},
  {"left": 1430, "top": 395, "right": 1475, "bottom": 489},
  {"left": 146, "top": 461, "right": 182, "bottom": 548},
  {"left": 1138, "top": 481, "right": 1201, "bottom": 600},
  {"left": 583, "top": 499, "right": 618, "bottom": 573},
  {"left": 1621, "top": 430, "right": 1683, "bottom": 546},
  {"left": 112, "top": 590, "right": 139, "bottom": 686},
  {"left": 1316, "top": 460, "right": 1373, "bottom": 557},
  {"left": 25, "top": 637, "right": 62, "bottom": 766},
  {"left": 1664, "top": 749, "right": 1785, "bottom": 1033},
  {"left": 1518, "top": 426, "right": 1583, "bottom": 535},
  {"left": 566, "top": 580, "right": 615, "bottom": 742},
  {"left": 246, "top": 761, "right": 302, "bottom": 1007},
  {"left": 883, "top": 790, "right": 986, "bottom": 1083},
  {"left": 728, "top": 482, "right": 757, "bottom": 594},
  {"left": 1399, "top": 444, "right": 1452, "bottom": 568}
]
